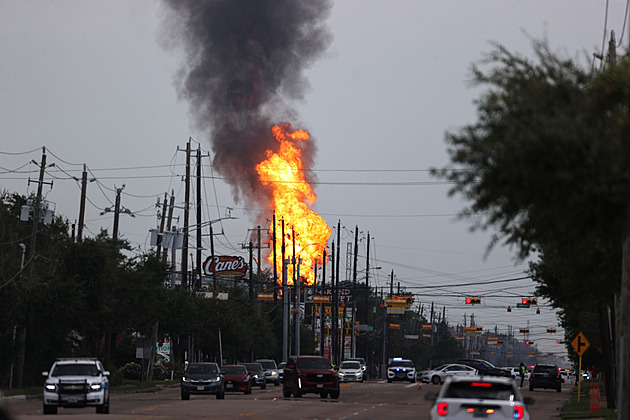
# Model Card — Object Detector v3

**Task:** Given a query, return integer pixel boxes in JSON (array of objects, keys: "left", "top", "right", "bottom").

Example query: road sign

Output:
[
  {"left": 571, "top": 332, "right": 590, "bottom": 356},
  {"left": 516, "top": 303, "right": 530, "bottom": 308}
]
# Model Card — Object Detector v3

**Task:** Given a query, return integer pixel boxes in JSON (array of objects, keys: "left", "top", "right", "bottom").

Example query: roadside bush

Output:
[
  {"left": 152, "top": 363, "right": 170, "bottom": 380},
  {"left": 119, "top": 362, "right": 141, "bottom": 380}
]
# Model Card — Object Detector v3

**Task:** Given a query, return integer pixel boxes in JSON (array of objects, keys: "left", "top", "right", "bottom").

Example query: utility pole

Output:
[
  {"left": 331, "top": 240, "right": 337, "bottom": 365},
  {"left": 181, "top": 140, "right": 191, "bottom": 288},
  {"left": 351, "top": 226, "right": 358, "bottom": 358},
  {"left": 295, "top": 256, "right": 301, "bottom": 356},
  {"left": 18, "top": 147, "right": 50, "bottom": 389},
  {"left": 112, "top": 186, "right": 123, "bottom": 241},
  {"left": 282, "top": 219, "right": 288, "bottom": 362},
  {"left": 248, "top": 241, "right": 254, "bottom": 299},
  {"left": 156, "top": 192, "right": 168, "bottom": 257},
  {"left": 320, "top": 249, "right": 326, "bottom": 357},
  {"left": 335, "top": 221, "right": 341, "bottom": 365},
  {"left": 163, "top": 190, "right": 175, "bottom": 263},
  {"left": 195, "top": 145, "right": 202, "bottom": 291},
  {"left": 77, "top": 164, "right": 88, "bottom": 243}
]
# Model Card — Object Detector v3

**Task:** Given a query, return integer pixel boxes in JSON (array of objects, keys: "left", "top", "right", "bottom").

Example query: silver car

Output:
[
  {"left": 255, "top": 359, "right": 280, "bottom": 386},
  {"left": 338, "top": 360, "right": 363, "bottom": 383},
  {"left": 427, "top": 375, "right": 534, "bottom": 420}
]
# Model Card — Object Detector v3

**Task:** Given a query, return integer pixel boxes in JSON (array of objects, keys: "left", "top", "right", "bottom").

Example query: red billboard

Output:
[{"left": 202, "top": 255, "right": 248, "bottom": 278}]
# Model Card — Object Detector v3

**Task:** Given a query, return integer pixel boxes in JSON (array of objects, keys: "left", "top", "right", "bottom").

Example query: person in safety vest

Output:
[{"left": 519, "top": 362, "right": 526, "bottom": 387}]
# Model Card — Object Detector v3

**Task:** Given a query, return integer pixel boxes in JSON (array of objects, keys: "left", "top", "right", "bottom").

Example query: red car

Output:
[{"left": 220, "top": 365, "right": 252, "bottom": 394}]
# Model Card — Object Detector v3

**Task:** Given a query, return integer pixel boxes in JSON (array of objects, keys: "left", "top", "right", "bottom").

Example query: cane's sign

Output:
[{"left": 203, "top": 255, "right": 248, "bottom": 278}]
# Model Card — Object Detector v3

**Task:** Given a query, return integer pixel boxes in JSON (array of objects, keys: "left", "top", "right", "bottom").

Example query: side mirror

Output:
[
  {"left": 524, "top": 397, "right": 535, "bottom": 405},
  {"left": 103, "top": 371, "right": 110, "bottom": 377},
  {"left": 42, "top": 371, "right": 49, "bottom": 377}
]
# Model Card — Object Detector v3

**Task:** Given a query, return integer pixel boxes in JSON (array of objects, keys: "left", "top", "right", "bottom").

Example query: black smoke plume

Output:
[{"left": 161, "top": 0, "right": 333, "bottom": 213}]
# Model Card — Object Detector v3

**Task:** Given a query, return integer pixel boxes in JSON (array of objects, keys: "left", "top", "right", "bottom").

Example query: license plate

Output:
[
  {"left": 317, "top": 384, "right": 323, "bottom": 388},
  {"left": 226, "top": 383, "right": 233, "bottom": 388},
  {"left": 68, "top": 398, "right": 78, "bottom": 404},
  {"left": 197, "top": 386, "right": 204, "bottom": 391}
]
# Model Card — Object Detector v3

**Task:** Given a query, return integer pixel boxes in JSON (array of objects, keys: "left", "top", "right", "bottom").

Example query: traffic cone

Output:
[{"left": 418, "top": 383, "right": 422, "bottom": 390}]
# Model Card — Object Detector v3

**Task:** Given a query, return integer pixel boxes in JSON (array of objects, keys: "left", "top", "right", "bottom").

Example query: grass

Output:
[{"left": 560, "top": 380, "right": 617, "bottom": 419}]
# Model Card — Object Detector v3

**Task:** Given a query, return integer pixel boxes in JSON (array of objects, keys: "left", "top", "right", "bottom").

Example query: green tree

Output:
[{"left": 433, "top": 40, "right": 630, "bottom": 407}]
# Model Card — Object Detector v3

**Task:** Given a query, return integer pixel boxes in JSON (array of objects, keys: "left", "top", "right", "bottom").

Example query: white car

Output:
[
  {"left": 427, "top": 375, "right": 534, "bottom": 420},
  {"left": 42, "top": 358, "right": 110, "bottom": 415},
  {"left": 387, "top": 358, "right": 416, "bottom": 383},
  {"left": 418, "top": 364, "right": 477, "bottom": 384},
  {"left": 338, "top": 360, "right": 363, "bottom": 382}
]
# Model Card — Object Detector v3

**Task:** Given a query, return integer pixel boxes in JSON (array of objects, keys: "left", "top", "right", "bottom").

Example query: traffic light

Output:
[
  {"left": 536, "top": 308, "right": 541, "bottom": 314},
  {"left": 531, "top": 298, "right": 538, "bottom": 305},
  {"left": 557, "top": 340, "right": 565, "bottom": 344},
  {"left": 519, "top": 328, "right": 530, "bottom": 333},
  {"left": 521, "top": 298, "right": 531, "bottom": 305},
  {"left": 546, "top": 328, "right": 557, "bottom": 333},
  {"left": 465, "top": 297, "right": 481, "bottom": 305},
  {"left": 507, "top": 306, "right": 512, "bottom": 312},
  {"left": 525, "top": 340, "right": 534, "bottom": 345}
]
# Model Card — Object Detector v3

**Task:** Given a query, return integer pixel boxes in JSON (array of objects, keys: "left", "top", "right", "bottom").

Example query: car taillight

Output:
[
  {"left": 513, "top": 405, "right": 524, "bottom": 419},
  {"left": 437, "top": 402, "right": 448, "bottom": 416}
]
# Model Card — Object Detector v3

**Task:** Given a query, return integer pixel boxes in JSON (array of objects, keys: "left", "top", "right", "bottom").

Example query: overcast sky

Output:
[{"left": 2, "top": 0, "right": 625, "bottom": 357}]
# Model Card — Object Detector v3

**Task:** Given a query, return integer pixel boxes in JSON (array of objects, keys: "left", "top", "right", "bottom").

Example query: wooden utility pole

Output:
[
  {"left": 162, "top": 190, "right": 175, "bottom": 263},
  {"left": 335, "top": 221, "right": 341, "bottom": 364},
  {"left": 181, "top": 140, "right": 191, "bottom": 288},
  {"left": 77, "top": 164, "right": 87, "bottom": 243},
  {"left": 195, "top": 146, "right": 202, "bottom": 291},
  {"left": 156, "top": 192, "right": 168, "bottom": 257}
]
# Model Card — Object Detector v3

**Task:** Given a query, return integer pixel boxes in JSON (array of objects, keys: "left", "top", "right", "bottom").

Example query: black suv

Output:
[
  {"left": 529, "top": 364, "right": 562, "bottom": 392},
  {"left": 283, "top": 356, "right": 340, "bottom": 399},
  {"left": 457, "top": 359, "right": 511, "bottom": 378},
  {"left": 181, "top": 362, "right": 225, "bottom": 400}
]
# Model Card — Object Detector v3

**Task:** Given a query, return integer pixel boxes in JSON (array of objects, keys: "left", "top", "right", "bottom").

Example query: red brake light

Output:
[
  {"left": 513, "top": 405, "right": 524, "bottom": 419},
  {"left": 466, "top": 408, "right": 475, "bottom": 413},
  {"left": 471, "top": 382, "right": 492, "bottom": 387},
  {"left": 486, "top": 408, "right": 495, "bottom": 414},
  {"left": 437, "top": 402, "right": 448, "bottom": 416}
]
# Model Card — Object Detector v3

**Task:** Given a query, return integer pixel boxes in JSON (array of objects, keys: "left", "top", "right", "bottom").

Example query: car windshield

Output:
[
  {"left": 221, "top": 366, "right": 246, "bottom": 375},
  {"left": 51, "top": 363, "right": 100, "bottom": 377},
  {"left": 534, "top": 366, "right": 557, "bottom": 373},
  {"left": 296, "top": 358, "right": 332, "bottom": 369},
  {"left": 243, "top": 364, "right": 263, "bottom": 373},
  {"left": 340, "top": 361, "right": 361, "bottom": 369},
  {"left": 278, "top": 362, "right": 286, "bottom": 368},
  {"left": 390, "top": 360, "right": 414, "bottom": 368},
  {"left": 443, "top": 381, "right": 516, "bottom": 400},
  {"left": 187, "top": 364, "right": 218, "bottom": 375},
  {"left": 257, "top": 360, "right": 276, "bottom": 369},
  {"left": 432, "top": 364, "right": 448, "bottom": 371}
]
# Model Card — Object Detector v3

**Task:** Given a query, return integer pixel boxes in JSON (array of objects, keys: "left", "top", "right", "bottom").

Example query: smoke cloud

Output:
[{"left": 161, "top": 0, "right": 333, "bottom": 215}]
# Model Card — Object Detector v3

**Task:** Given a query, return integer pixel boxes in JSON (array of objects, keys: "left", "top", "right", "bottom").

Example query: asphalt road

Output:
[{"left": 1, "top": 379, "right": 572, "bottom": 419}]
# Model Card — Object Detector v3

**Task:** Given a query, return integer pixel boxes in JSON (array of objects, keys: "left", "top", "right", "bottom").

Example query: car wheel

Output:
[
  {"left": 320, "top": 392, "right": 328, "bottom": 399},
  {"left": 557, "top": 385, "right": 562, "bottom": 393},
  {"left": 274, "top": 380, "right": 280, "bottom": 386},
  {"left": 43, "top": 404, "right": 57, "bottom": 415},
  {"left": 529, "top": 384, "right": 534, "bottom": 391},
  {"left": 432, "top": 376, "right": 441, "bottom": 385},
  {"left": 329, "top": 390, "right": 340, "bottom": 399},
  {"left": 181, "top": 390, "right": 190, "bottom": 400},
  {"left": 387, "top": 379, "right": 392, "bottom": 383},
  {"left": 245, "top": 385, "right": 252, "bottom": 395}
]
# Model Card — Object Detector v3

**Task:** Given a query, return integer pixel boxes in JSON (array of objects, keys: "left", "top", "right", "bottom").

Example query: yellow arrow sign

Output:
[{"left": 571, "top": 332, "right": 590, "bottom": 356}]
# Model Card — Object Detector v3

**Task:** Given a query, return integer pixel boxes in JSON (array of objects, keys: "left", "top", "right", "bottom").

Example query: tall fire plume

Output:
[{"left": 161, "top": 0, "right": 333, "bottom": 285}]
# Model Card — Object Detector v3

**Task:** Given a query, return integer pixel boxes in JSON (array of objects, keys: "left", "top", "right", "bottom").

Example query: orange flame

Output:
[{"left": 256, "top": 123, "right": 331, "bottom": 286}]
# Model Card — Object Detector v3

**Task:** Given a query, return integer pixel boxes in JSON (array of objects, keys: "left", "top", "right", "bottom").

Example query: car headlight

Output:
[
  {"left": 182, "top": 376, "right": 190, "bottom": 382},
  {"left": 45, "top": 384, "right": 57, "bottom": 392},
  {"left": 271, "top": 370, "right": 277, "bottom": 375},
  {"left": 90, "top": 383, "right": 104, "bottom": 391}
]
